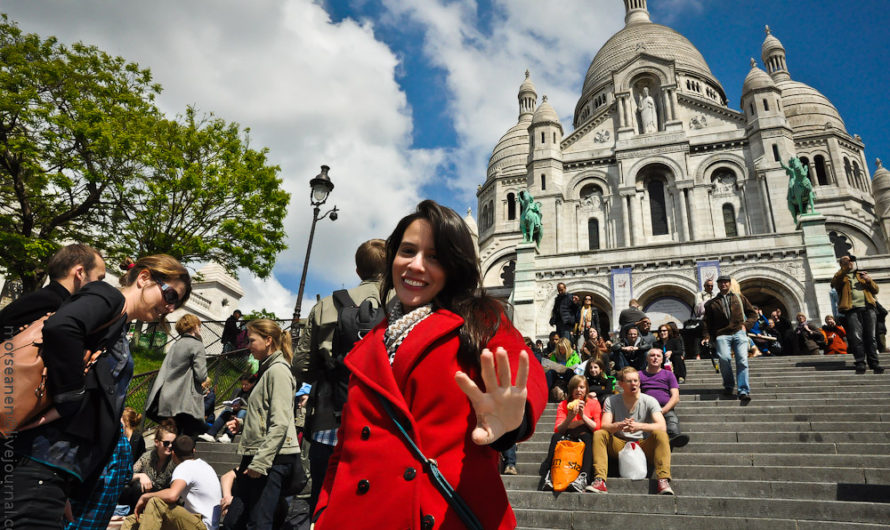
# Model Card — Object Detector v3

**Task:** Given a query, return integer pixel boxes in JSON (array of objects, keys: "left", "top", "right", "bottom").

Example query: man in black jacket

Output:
[
  {"left": 701, "top": 276, "right": 756, "bottom": 401},
  {"left": 550, "top": 283, "right": 575, "bottom": 340},
  {"left": 221, "top": 309, "right": 243, "bottom": 352},
  {"left": 0, "top": 244, "right": 106, "bottom": 339}
]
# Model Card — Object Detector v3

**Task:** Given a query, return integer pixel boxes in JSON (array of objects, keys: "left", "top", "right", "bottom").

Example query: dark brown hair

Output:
[
  {"left": 355, "top": 239, "right": 387, "bottom": 281},
  {"left": 381, "top": 200, "right": 502, "bottom": 366},
  {"left": 175, "top": 314, "right": 201, "bottom": 335},
  {"left": 172, "top": 435, "right": 196, "bottom": 459},
  {"left": 156, "top": 418, "right": 178, "bottom": 439},
  {"left": 47, "top": 244, "right": 101, "bottom": 281}
]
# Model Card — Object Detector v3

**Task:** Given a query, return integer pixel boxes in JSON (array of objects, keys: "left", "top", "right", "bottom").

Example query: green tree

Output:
[
  {"left": 0, "top": 15, "right": 160, "bottom": 291},
  {"left": 111, "top": 107, "right": 289, "bottom": 279},
  {"left": 243, "top": 308, "right": 280, "bottom": 321},
  {"left": 1, "top": 17, "right": 290, "bottom": 290}
]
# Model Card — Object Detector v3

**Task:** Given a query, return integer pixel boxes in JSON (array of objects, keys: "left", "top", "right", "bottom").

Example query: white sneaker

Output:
[
  {"left": 218, "top": 433, "right": 232, "bottom": 444},
  {"left": 197, "top": 433, "right": 215, "bottom": 442},
  {"left": 570, "top": 472, "right": 588, "bottom": 492}
]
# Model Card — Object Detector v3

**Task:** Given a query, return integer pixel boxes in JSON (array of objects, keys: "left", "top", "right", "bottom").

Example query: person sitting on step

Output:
[
  {"left": 540, "top": 375, "right": 601, "bottom": 492},
  {"left": 588, "top": 367, "right": 674, "bottom": 495},
  {"left": 639, "top": 349, "right": 690, "bottom": 449}
]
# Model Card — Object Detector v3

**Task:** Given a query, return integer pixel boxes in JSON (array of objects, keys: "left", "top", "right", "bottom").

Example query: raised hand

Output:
[{"left": 455, "top": 347, "right": 529, "bottom": 446}]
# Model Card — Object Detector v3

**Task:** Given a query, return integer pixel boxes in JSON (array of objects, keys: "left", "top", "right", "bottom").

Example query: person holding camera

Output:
[{"left": 831, "top": 255, "right": 883, "bottom": 374}]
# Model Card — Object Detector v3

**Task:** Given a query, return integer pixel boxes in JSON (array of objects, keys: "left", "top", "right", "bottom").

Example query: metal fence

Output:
[{"left": 126, "top": 319, "right": 300, "bottom": 430}]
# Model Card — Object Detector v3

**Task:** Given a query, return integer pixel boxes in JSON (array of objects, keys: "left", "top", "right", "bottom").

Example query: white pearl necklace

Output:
[{"left": 384, "top": 302, "right": 433, "bottom": 365}]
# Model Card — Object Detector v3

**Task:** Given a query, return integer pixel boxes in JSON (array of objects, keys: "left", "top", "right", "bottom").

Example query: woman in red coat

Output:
[{"left": 313, "top": 200, "right": 548, "bottom": 530}]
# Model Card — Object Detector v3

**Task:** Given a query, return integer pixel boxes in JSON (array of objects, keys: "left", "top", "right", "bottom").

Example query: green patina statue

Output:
[
  {"left": 781, "top": 156, "right": 815, "bottom": 222},
  {"left": 519, "top": 190, "right": 543, "bottom": 246}
]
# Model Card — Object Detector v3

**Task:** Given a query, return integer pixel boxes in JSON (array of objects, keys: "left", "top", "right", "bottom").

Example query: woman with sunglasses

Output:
[
  {"left": 119, "top": 419, "right": 180, "bottom": 512},
  {"left": 653, "top": 322, "right": 687, "bottom": 384},
  {"left": 7, "top": 254, "right": 190, "bottom": 529},
  {"left": 313, "top": 201, "right": 548, "bottom": 530},
  {"left": 145, "top": 313, "right": 210, "bottom": 439}
]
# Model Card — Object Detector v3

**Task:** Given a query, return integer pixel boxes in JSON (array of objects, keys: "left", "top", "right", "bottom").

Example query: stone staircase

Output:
[{"left": 506, "top": 354, "right": 890, "bottom": 529}]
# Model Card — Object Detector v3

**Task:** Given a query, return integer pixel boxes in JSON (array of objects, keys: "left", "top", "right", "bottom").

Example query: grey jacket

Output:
[
  {"left": 147, "top": 334, "right": 208, "bottom": 420},
  {"left": 238, "top": 351, "right": 300, "bottom": 475}
]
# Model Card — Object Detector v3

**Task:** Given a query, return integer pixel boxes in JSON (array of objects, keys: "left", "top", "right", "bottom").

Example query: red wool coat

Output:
[{"left": 314, "top": 309, "right": 547, "bottom": 530}]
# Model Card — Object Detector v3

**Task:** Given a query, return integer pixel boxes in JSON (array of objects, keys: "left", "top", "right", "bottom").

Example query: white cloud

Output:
[
  {"left": 378, "top": 0, "right": 625, "bottom": 197},
  {"left": 3, "top": 0, "right": 443, "bottom": 314},
  {"left": 236, "top": 271, "right": 299, "bottom": 320}
]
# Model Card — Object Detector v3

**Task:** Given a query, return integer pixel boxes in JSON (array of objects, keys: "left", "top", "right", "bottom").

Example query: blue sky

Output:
[{"left": 4, "top": 0, "right": 889, "bottom": 318}]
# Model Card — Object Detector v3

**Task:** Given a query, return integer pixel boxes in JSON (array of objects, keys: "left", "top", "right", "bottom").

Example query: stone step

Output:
[
  {"left": 507, "top": 491, "right": 890, "bottom": 525},
  {"left": 540, "top": 405, "right": 888, "bottom": 420},
  {"left": 515, "top": 440, "right": 890, "bottom": 456},
  {"left": 515, "top": 451, "right": 890, "bottom": 468},
  {"left": 525, "top": 430, "right": 890, "bottom": 444},
  {"left": 513, "top": 509, "right": 890, "bottom": 530},
  {"left": 538, "top": 412, "right": 890, "bottom": 424},
  {"left": 501, "top": 476, "right": 890, "bottom": 502}
]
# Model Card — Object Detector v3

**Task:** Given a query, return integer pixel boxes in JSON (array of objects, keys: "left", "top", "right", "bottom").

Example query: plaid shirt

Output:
[{"left": 66, "top": 426, "right": 133, "bottom": 530}]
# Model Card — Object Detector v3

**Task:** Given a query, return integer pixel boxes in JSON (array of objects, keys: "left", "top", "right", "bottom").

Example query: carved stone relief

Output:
[
  {"left": 690, "top": 115, "right": 708, "bottom": 129},
  {"left": 594, "top": 130, "right": 611, "bottom": 143}
]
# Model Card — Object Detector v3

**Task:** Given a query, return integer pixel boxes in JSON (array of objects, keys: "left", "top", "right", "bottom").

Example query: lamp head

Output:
[{"left": 310, "top": 165, "right": 334, "bottom": 205}]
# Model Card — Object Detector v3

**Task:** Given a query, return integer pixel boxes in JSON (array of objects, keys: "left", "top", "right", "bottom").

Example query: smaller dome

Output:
[
  {"left": 872, "top": 158, "right": 890, "bottom": 217},
  {"left": 742, "top": 58, "right": 776, "bottom": 95},
  {"left": 777, "top": 80, "right": 846, "bottom": 133},
  {"left": 463, "top": 207, "right": 479, "bottom": 238},
  {"left": 532, "top": 96, "right": 560, "bottom": 125},
  {"left": 761, "top": 25, "right": 785, "bottom": 58},
  {"left": 519, "top": 69, "right": 537, "bottom": 96},
  {"left": 487, "top": 117, "right": 531, "bottom": 179}
]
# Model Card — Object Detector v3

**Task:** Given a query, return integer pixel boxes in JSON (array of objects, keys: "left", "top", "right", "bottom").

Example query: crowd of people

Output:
[{"left": 1, "top": 207, "right": 887, "bottom": 527}]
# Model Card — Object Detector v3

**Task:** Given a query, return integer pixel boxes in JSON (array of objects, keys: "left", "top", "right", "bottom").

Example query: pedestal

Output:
[
  {"left": 511, "top": 242, "right": 538, "bottom": 338},
  {"left": 798, "top": 213, "right": 837, "bottom": 319}
]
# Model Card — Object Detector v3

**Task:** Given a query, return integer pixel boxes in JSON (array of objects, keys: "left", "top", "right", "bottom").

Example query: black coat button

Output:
[
  {"left": 421, "top": 514, "right": 435, "bottom": 529},
  {"left": 361, "top": 426, "right": 371, "bottom": 440},
  {"left": 357, "top": 479, "right": 370, "bottom": 494},
  {"left": 403, "top": 467, "right": 416, "bottom": 481}
]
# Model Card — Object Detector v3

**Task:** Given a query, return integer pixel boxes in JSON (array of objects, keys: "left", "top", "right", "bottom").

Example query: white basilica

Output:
[{"left": 476, "top": 0, "right": 890, "bottom": 338}]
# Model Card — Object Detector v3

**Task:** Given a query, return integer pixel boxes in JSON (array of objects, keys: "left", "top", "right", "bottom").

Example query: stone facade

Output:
[{"left": 477, "top": 0, "right": 889, "bottom": 339}]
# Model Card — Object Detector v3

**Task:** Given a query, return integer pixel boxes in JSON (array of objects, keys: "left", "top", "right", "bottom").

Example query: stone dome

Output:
[
  {"left": 741, "top": 59, "right": 775, "bottom": 95},
  {"left": 519, "top": 70, "right": 537, "bottom": 97},
  {"left": 581, "top": 21, "right": 723, "bottom": 98},
  {"left": 532, "top": 96, "right": 560, "bottom": 126},
  {"left": 872, "top": 158, "right": 890, "bottom": 217},
  {"left": 487, "top": 117, "right": 531, "bottom": 179},
  {"left": 776, "top": 80, "right": 846, "bottom": 133},
  {"left": 761, "top": 26, "right": 785, "bottom": 61}
]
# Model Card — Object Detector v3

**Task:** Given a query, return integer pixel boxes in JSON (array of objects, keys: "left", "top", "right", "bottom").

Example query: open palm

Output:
[{"left": 455, "top": 347, "right": 530, "bottom": 446}]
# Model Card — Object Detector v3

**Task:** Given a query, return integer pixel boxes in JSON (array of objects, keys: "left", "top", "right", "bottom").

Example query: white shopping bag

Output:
[{"left": 618, "top": 441, "right": 648, "bottom": 479}]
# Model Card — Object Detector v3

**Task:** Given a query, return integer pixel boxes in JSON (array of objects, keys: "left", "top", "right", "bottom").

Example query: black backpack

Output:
[{"left": 331, "top": 289, "right": 385, "bottom": 361}]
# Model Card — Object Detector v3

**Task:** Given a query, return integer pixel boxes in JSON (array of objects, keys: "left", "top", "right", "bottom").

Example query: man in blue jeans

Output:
[{"left": 701, "top": 275, "right": 757, "bottom": 402}]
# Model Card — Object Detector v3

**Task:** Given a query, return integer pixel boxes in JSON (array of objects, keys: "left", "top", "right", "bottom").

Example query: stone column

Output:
[
  {"left": 630, "top": 192, "right": 642, "bottom": 245},
  {"left": 758, "top": 172, "right": 776, "bottom": 233},
  {"left": 622, "top": 194, "right": 631, "bottom": 247},
  {"left": 799, "top": 213, "right": 837, "bottom": 319},
  {"left": 661, "top": 90, "right": 672, "bottom": 122},
  {"left": 618, "top": 96, "right": 628, "bottom": 128},
  {"left": 675, "top": 187, "right": 689, "bottom": 241},
  {"left": 669, "top": 88, "right": 679, "bottom": 119},
  {"left": 511, "top": 242, "right": 538, "bottom": 337}
]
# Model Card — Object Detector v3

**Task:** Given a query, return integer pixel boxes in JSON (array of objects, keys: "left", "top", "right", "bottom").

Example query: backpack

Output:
[{"left": 331, "top": 289, "right": 384, "bottom": 361}]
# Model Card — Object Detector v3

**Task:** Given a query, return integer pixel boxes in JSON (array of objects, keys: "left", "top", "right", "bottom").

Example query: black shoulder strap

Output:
[{"left": 332, "top": 289, "right": 356, "bottom": 311}]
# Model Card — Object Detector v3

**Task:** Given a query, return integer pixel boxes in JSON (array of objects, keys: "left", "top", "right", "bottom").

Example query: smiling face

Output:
[
  {"left": 717, "top": 279, "right": 731, "bottom": 294},
  {"left": 626, "top": 327, "right": 639, "bottom": 342},
  {"left": 392, "top": 219, "right": 447, "bottom": 312},
  {"left": 588, "top": 362, "right": 602, "bottom": 378},
  {"left": 131, "top": 271, "right": 187, "bottom": 322}
]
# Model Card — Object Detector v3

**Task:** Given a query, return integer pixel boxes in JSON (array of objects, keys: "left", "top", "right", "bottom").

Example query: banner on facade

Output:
[
  {"left": 610, "top": 267, "right": 633, "bottom": 318},
  {"left": 695, "top": 260, "right": 721, "bottom": 291}
]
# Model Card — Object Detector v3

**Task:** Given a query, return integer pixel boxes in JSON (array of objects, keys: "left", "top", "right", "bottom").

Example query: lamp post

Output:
[{"left": 291, "top": 165, "right": 339, "bottom": 334}]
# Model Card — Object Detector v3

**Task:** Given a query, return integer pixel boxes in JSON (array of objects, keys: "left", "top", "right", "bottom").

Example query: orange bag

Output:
[{"left": 550, "top": 439, "right": 585, "bottom": 491}]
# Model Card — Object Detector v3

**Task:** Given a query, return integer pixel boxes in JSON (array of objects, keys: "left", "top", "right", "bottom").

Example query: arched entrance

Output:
[
  {"left": 738, "top": 278, "right": 792, "bottom": 317},
  {"left": 638, "top": 285, "right": 695, "bottom": 327}
]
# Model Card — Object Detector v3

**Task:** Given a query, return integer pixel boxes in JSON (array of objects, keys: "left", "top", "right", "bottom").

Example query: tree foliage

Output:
[
  {"left": 243, "top": 308, "right": 280, "bottom": 321},
  {"left": 0, "top": 16, "right": 290, "bottom": 291}
]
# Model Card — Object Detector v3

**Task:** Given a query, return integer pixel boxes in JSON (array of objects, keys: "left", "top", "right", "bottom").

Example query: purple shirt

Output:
[{"left": 639, "top": 368, "right": 677, "bottom": 407}]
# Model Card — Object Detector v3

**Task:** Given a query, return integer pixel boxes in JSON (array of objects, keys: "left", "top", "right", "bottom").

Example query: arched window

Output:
[
  {"left": 588, "top": 218, "right": 600, "bottom": 250},
  {"left": 843, "top": 157, "right": 852, "bottom": 186},
  {"left": 763, "top": 98, "right": 770, "bottom": 111},
  {"left": 852, "top": 161, "right": 862, "bottom": 190},
  {"left": 541, "top": 174, "right": 546, "bottom": 190},
  {"left": 749, "top": 102, "right": 755, "bottom": 116},
  {"left": 553, "top": 132, "right": 557, "bottom": 143},
  {"left": 507, "top": 192, "right": 516, "bottom": 220},
  {"left": 579, "top": 183, "right": 603, "bottom": 203},
  {"left": 814, "top": 155, "right": 828, "bottom": 186},
  {"left": 647, "top": 180, "right": 668, "bottom": 236},
  {"left": 540, "top": 132, "right": 545, "bottom": 144},
  {"left": 722, "top": 204, "right": 738, "bottom": 237},
  {"left": 772, "top": 144, "right": 780, "bottom": 162}
]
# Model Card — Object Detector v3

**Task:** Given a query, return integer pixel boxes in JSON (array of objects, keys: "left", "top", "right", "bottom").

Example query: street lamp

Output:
[{"left": 292, "top": 165, "right": 339, "bottom": 332}]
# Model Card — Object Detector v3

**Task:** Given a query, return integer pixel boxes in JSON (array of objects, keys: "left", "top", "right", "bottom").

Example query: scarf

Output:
[{"left": 384, "top": 301, "right": 433, "bottom": 365}]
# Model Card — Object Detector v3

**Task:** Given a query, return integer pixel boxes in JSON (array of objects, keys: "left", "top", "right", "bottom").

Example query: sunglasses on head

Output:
[{"left": 154, "top": 277, "right": 180, "bottom": 307}]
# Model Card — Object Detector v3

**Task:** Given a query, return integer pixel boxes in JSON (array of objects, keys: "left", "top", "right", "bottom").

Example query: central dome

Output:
[{"left": 581, "top": 22, "right": 722, "bottom": 98}]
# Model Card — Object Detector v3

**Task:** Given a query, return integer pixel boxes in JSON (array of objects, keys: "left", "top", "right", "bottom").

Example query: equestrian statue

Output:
[
  {"left": 518, "top": 190, "right": 543, "bottom": 247},
  {"left": 781, "top": 156, "right": 815, "bottom": 222}
]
